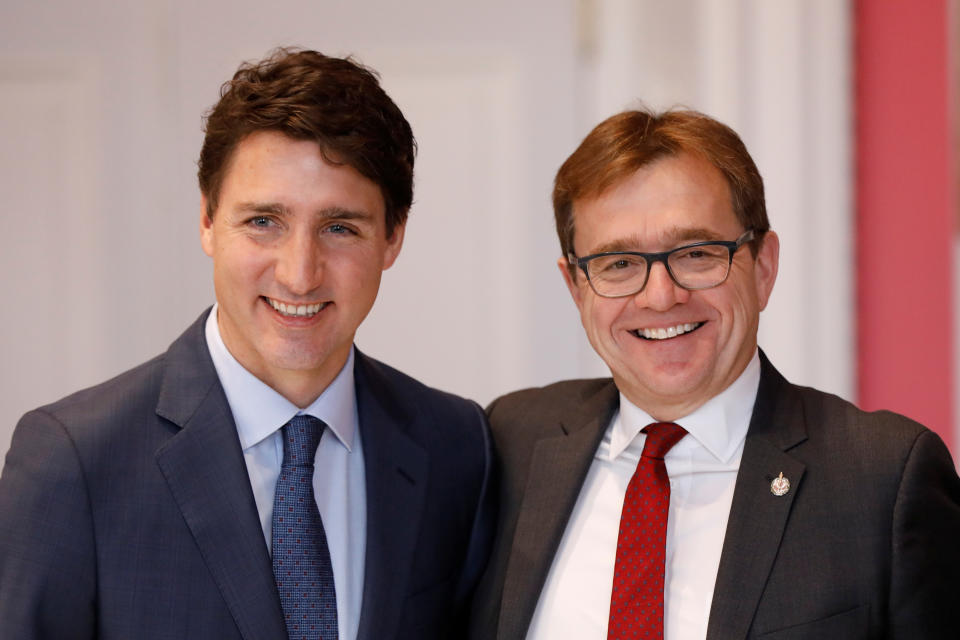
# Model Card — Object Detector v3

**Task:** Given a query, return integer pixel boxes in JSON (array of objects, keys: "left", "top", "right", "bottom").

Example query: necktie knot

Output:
[
  {"left": 281, "top": 415, "right": 325, "bottom": 467},
  {"left": 641, "top": 421, "right": 687, "bottom": 460}
]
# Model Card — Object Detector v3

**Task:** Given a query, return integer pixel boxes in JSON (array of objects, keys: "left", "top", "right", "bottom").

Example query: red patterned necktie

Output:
[{"left": 608, "top": 421, "right": 687, "bottom": 640}]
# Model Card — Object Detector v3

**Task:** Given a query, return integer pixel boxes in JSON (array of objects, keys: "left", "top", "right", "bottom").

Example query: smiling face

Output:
[
  {"left": 560, "top": 152, "right": 779, "bottom": 420},
  {"left": 200, "top": 130, "right": 403, "bottom": 407}
]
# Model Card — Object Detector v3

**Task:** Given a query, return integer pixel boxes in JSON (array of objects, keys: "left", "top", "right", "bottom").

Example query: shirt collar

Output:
[
  {"left": 609, "top": 350, "right": 761, "bottom": 464},
  {"left": 204, "top": 305, "right": 358, "bottom": 452}
]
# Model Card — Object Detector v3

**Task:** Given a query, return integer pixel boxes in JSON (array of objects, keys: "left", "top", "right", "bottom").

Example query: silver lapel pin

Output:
[{"left": 770, "top": 472, "right": 790, "bottom": 496}]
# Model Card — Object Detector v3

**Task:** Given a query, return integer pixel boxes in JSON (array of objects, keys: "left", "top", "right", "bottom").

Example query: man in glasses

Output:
[{"left": 470, "top": 108, "right": 960, "bottom": 639}]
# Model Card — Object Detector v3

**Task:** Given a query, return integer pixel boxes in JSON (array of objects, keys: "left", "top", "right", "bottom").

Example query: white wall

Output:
[{"left": 0, "top": 0, "right": 853, "bottom": 467}]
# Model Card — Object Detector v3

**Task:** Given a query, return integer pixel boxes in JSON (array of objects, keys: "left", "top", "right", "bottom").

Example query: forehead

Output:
[
  {"left": 218, "top": 130, "right": 386, "bottom": 219},
  {"left": 572, "top": 153, "right": 739, "bottom": 253}
]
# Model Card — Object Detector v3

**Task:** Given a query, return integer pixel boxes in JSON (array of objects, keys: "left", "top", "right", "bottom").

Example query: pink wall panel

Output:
[{"left": 855, "top": 0, "right": 955, "bottom": 449}]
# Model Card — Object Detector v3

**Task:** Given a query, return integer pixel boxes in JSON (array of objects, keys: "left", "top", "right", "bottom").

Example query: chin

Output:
[
  {"left": 269, "top": 351, "right": 332, "bottom": 372},
  {"left": 636, "top": 364, "right": 710, "bottom": 395}
]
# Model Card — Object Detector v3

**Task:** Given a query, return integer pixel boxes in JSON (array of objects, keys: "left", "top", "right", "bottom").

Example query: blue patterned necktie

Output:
[{"left": 272, "top": 415, "right": 338, "bottom": 640}]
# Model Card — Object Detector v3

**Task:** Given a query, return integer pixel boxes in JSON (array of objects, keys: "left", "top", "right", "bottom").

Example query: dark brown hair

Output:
[
  {"left": 198, "top": 47, "right": 415, "bottom": 236},
  {"left": 553, "top": 108, "right": 769, "bottom": 265}
]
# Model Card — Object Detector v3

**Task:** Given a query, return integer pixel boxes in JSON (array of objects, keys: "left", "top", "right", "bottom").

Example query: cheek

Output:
[
  {"left": 336, "top": 256, "right": 386, "bottom": 302},
  {"left": 581, "top": 298, "right": 625, "bottom": 338},
  {"left": 216, "top": 250, "right": 269, "bottom": 292},
  {"left": 710, "top": 287, "right": 757, "bottom": 343},
  {"left": 348, "top": 253, "right": 381, "bottom": 284},
  {"left": 577, "top": 295, "right": 600, "bottom": 330}
]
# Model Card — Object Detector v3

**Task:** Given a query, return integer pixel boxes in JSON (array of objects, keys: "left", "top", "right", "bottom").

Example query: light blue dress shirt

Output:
[{"left": 205, "top": 306, "right": 366, "bottom": 640}]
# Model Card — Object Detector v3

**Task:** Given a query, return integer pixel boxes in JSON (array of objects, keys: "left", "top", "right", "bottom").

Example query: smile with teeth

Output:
[
  {"left": 634, "top": 322, "right": 703, "bottom": 340},
  {"left": 266, "top": 297, "right": 327, "bottom": 318}
]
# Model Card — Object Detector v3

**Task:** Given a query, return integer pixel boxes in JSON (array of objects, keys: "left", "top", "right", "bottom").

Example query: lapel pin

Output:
[{"left": 770, "top": 472, "right": 790, "bottom": 496}]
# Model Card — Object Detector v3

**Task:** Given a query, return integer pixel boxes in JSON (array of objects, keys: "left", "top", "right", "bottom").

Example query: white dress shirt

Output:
[
  {"left": 205, "top": 306, "right": 366, "bottom": 640},
  {"left": 527, "top": 351, "right": 761, "bottom": 640}
]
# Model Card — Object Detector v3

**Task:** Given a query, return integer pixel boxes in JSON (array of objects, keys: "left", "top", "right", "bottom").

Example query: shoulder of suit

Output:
[
  {"left": 486, "top": 377, "right": 614, "bottom": 419},
  {"left": 19, "top": 351, "right": 169, "bottom": 446},
  {"left": 355, "top": 351, "right": 484, "bottom": 420},
  {"left": 30, "top": 352, "right": 167, "bottom": 416},
  {"left": 784, "top": 379, "right": 931, "bottom": 452},
  {"left": 20, "top": 312, "right": 211, "bottom": 438}
]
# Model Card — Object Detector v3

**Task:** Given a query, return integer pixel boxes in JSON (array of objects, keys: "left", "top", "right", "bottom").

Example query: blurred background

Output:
[{"left": 1, "top": 0, "right": 957, "bottom": 468}]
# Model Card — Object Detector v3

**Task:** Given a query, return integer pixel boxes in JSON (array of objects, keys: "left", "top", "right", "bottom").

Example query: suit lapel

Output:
[
  {"left": 706, "top": 352, "right": 808, "bottom": 640},
  {"left": 353, "top": 353, "right": 429, "bottom": 640},
  {"left": 498, "top": 382, "right": 619, "bottom": 639},
  {"left": 154, "top": 312, "right": 287, "bottom": 640}
]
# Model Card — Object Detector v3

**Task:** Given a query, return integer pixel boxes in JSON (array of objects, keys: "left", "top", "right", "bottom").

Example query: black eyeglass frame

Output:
[{"left": 568, "top": 229, "right": 756, "bottom": 298}]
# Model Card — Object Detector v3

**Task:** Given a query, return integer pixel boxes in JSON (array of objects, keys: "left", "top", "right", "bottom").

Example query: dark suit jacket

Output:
[
  {"left": 0, "top": 310, "right": 495, "bottom": 640},
  {"left": 470, "top": 352, "right": 960, "bottom": 639}
]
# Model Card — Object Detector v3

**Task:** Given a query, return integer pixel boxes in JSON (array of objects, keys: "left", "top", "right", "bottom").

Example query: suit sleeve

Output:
[
  {"left": 0, "top": 410, "right": 96, "bottom": 640},
  {"left": 451, "top": 401, "right": 498, "bottom": 634},
  {"left": 888, "top": 429, "right": 960, "bottom": 638}
]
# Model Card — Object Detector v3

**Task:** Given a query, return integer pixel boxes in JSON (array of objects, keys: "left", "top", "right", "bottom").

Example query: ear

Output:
[
  {"left": 558, "top": 256, "right": 586, "bottom": 309},
  {"left": 199, "top": 195, "right": 215, "bottom": 258},
  {"left": 753, "top": 230, "right": 779, "bottom": 311},
  {"left": 382, "top": 222, "right": 406, "bottom": 270}
]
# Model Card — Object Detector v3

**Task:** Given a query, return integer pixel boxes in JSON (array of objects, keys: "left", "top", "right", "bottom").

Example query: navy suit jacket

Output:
[
  {"left": 469, "top": 352, "right": 960, "bottom": 639},
  {"left": 0, "top": 310, "right": 495, "bottom": 639}
]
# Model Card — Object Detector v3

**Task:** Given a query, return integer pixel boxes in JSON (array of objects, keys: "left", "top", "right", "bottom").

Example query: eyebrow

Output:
[
  {"left": 589, "top": 227, "right": 727, "bottom": 255},
  {"left": 315, "top": 206, "right": 376, "bottom": 223},
  {"left": 236, "top": 201, "right": 287, "bottom": 215},
  {"left": 234, "top": 202, "right": 376, "bottom": 222}
]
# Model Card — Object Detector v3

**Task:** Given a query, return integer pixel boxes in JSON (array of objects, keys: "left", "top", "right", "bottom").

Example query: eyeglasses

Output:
[{"left": 569, "top": 230, "right": 756, "bottom": 298}]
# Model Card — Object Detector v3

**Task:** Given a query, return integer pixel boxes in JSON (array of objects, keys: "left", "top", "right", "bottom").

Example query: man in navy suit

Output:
[{"left": 0, "top": 48, "right": 494, "bottom": 640}]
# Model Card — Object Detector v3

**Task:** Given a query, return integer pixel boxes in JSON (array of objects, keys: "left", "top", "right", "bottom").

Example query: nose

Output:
[
  {"left": 635, "top": 261, "right": 689, "bottom": 311},
  {"left": 274, "top": 231, "right": 322, "bottom": 296}
]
